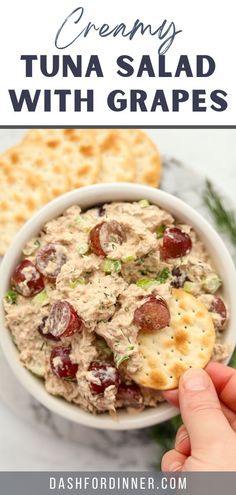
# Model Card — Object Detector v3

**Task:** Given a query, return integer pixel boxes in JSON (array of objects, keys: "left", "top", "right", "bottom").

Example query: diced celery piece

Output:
[
  {"left": 202, "top": 275, "right": 222, "bottom": 294},
  {"left": 4, "top": 290, "right": 17, "bottom": 304},
  {"left": 102, "top": 259, "right": 122, "bottom": 273},
  {"left": 156, "top": 224, "right": 166, "bottom": 239},
  {"left": 69, "top": 277, "right": 86, "bottom": 288},
  {"left": 78, "top": 243, "right": 89, "bottom": 255},
  {"left": 183, "top": 281, "right": 200, "bottom": 295},
  {"left": 138, "top": 199, "right": 150, "bottom": 208},
  {"left": 136, "top": 277, "right": 157, "bottom": 289},
  {"left": 122, "top": 255, "right": 136, "bottom": 264},
  {"left": 32, "top": 289, "right": 49, "bottom": 306}
]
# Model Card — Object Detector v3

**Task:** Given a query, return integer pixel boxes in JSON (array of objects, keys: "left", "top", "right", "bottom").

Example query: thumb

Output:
[{"left": 179, "top": 368, "right": 232, "bottom": 451}]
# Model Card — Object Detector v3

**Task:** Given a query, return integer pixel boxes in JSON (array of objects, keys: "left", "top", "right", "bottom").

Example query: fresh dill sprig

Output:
[{"left": 203, "top": 180, "right": 236, "bottom": 244}]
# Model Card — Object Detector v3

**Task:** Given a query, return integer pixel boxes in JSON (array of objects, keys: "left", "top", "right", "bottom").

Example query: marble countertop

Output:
[{"left": 0, "top": 128, "right": 235, "bottom": 471}]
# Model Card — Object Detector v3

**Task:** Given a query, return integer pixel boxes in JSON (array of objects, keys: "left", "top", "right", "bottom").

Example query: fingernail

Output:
[
  {"left": 182, "top": 368, "right": 210, "bottom": 391},
  {"left": 169, "top": 461, "right": 182, "bottom": 472}
]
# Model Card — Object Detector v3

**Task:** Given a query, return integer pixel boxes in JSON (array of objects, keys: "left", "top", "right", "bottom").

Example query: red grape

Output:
[
  {"left": 37, "top": 316, "right": 60, "bottom": 341},
  {"left": 11, "top": 259, "right": 45, "bottom": 297},
  {"left": 89, "top": 221, "right": 126, "bottom": 257},
  {"left": 161, "top": 227, "right": 192, "bottom": 259},
  {"left": 134, "top": 295, "right": 170, "bottom": 332},
  {"left": 89, "top": 361, "right": 120, "bottom": 395},
  {"left": 117, "top": 383, "right": 142, "bottom": 407},
  {"left": 36, "top": 244, "right": 66, "bottom": 280},
  {"left": 50, "top": 346, "right": 78, "bottom": 379},
  {"left": 210, "top": 296, "right": 227, "bottom": 329},
  {"left": 46, "top": 301, "right": 83, "bottom": 338}
]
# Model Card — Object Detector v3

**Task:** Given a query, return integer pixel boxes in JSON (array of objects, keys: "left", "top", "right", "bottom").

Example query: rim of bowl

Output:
[{"left": 0, "top": 183, "right": 235, "bottom": 430}]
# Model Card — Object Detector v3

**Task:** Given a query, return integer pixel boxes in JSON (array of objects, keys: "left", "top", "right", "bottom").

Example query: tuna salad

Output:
[{"left": 3, "top": 200, "right": 230, "bottom": 415}]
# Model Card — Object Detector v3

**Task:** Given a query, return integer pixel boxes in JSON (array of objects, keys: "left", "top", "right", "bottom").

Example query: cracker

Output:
[
  {"left": 0, "top": 142, "right": 72, "bottom": 254},
  {"left": 23, "top": 129, "right": 101, "bottom": 187},
  {"left": 131, "top": 289, "right": 215, "bottom": 390},
  {"left": 121, "top": 129, "right": 162, "bottom": 186},
  {"left": 92, "top": 129, "right": 136, "bottom": 182}
]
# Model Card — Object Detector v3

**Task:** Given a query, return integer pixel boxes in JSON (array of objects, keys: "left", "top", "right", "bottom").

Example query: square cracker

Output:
[{"left": 130, "top": 289, "right": 215, "bottom": 390}]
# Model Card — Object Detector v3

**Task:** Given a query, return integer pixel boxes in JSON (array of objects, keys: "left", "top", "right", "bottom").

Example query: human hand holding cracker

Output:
[{"left": 161, "top": 363, "right": 236, "bottom": 471}]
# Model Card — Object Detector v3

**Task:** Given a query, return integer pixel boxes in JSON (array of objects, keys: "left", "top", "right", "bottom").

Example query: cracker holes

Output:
[
  {"left": 179, "top": 357, "right": 183, "bottom": 361},
  {"left": 169, "top": 375, "right": 173, "bottom": 379},
  {"left": 170, "top": 336, "right": 174, "bottom": 340}
]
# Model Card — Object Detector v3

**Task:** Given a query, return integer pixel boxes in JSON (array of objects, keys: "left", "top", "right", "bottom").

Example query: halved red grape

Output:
[
  {"left": 210, "top": 296, "right": 227, "bottom": 329},
  {"left": 117, "top": 383, "right": 143, "bottom": 407},
  {"left": 161, "top": 227, "right": 192, "bottom": 259},
  {"left": 134, "top": 295, "right": 170, "bottom": 332},
  {"left": 89, "top": 361, "right": 120, "bottom": 395},
  {"left": 36, "top": 243, "right": 67, "bottom": 280},
  {"left": 37, "top": 316, "right": 60, "bottom": 341},
  {"left": 11, "top": 259, "right": 45, "bottom": 297},
  {"left": 46, "top": 301, "right": 83, "bottom": 338},
  {"left": 89, "top": 221, "right": 126, "bottom": 257},
  {"left": 50, "top": 346, "right": 78, "bottom": 379}
]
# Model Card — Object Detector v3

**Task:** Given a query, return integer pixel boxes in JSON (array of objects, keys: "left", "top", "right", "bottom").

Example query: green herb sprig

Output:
[{"left": 204, "top": 180, "right": 236, "bottom": 243}]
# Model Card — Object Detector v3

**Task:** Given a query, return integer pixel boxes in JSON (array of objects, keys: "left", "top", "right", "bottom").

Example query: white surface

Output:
[{"left": 0, "top": 128, "right": 235, "bottom": 469}]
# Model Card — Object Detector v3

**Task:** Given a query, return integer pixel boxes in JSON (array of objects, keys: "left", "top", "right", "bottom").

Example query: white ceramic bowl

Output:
[{"left": 0, "top": 183, "right": 236, "bottom": 430}]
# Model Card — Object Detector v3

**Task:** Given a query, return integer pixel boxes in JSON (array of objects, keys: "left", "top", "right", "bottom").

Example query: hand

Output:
[{"left": 161, "top": 363, "right": 236, "bottom": 471}]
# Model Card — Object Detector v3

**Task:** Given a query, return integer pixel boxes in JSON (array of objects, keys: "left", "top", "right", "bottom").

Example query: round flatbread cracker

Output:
[
  {"left": 0, "top": 141, "right": 73, "bottom": 254},
  {"left": 23, "top": 128, "right": 101, "bottom": 187},
  {"left": 0, "top": 158, "right": 50, "bottom": 255},
  {"left": 121, "top": 129, "right": 162, "bottom": 187},
  {"left": 131, "top": 289, "right": 215, "bottom": 390},
  {"left": 93, "top": 129, "right": 136, "bottom": 182}
]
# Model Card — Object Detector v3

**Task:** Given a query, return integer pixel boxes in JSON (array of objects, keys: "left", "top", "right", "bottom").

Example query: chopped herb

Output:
[
  {"left": 156, "top": 224, "right": 166, "bottom": 239},
  {"left": 156, "top": 268, "right": 170, "bottom": 284},
  {"left": 103, "top": 292, "right": 111, "bottom": 298},
  {"left": 5, "top": 290, "right": 17, "bottom": 305},
  {"left": 115, "top": 354, "right": 130, "bottom": 367},
  {"left": 102, "top": 259, "right": 122, "bottom": 273},
  {"left": 34, "top": 239, "right": 41, "bottom": 248},
  {"left": 136, "top": 278, "right": 157, "bottom": 289},
  {"left": 138, "top": 199, "right": 150, "bottom": 208},
  {"left": 78, "top": 243, "right": 89, "bottom": 255}
]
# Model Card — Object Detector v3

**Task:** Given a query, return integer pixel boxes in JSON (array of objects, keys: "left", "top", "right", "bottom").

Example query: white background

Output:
[{"left": 0, "top": 0, "right": 235, "bottom": 125}]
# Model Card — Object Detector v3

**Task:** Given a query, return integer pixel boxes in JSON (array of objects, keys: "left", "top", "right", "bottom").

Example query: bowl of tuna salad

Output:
[{"left": 0, "top": 183, "right": 236, "bottom": 430}]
